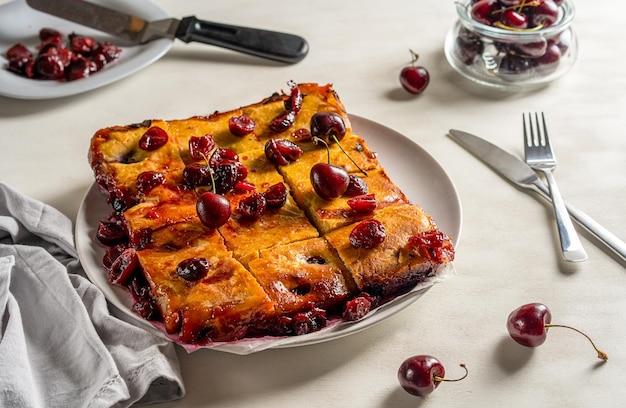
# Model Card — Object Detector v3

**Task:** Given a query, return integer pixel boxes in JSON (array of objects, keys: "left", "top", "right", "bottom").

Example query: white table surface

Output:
[{"left": 1, "top": 0, "right": 625, "bottom": 407}]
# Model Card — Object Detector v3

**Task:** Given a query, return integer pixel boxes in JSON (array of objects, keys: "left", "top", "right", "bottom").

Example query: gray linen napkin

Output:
[{"left": 0, "top": 183, "right": 185, "bottom": 407}]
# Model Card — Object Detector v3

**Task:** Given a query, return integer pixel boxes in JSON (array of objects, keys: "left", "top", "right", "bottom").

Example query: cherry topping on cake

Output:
[
  {"left": 189, "top": 135, "right": 216, "bottom": 160},
  {"left": 213, "top": 160, "right": 247, "bottom": 194},
  {"left": 284, "top": 81, "right": 303, "bottom": 113},
  {"left": 228, "top": 115, "right": 256, "bottom": 136},
  {"left": 408, "top": 229, "right": 455, "bottom": 263},
  {"left": 182, "top": 163, "right": 213, "bottom": 189},
  {"left": 347, "top": 194, "right": 377, "bottom": 214},
  {"left": 108, "top": 248, "right": 139, "bottom": 285},
  {"left": 176, "top": 258, "right": 211, "bottom": 281},
  {"left": 196, "top": 192, "right": 231, "bottom": 228},
  {"left": 136, "top": 171, "right": 166, "bottom": 194},
  {"left": 310, "top": 163, "right": 350, "bottom": 201},
  {"left": 139, "top": 127, "right": 168, "bottom": 151},
  {"left": 342, "top": 295, "right": 372, "bottom": 321},
  {"left": 349, "top": 219, "right": 386, "bottom": 249},
  {"left": 96, "top": 218, "right": 127, "bottom": 246},
  {"left": 310, "top": 112, "right": 347, "bottom": 144},
  {"left": 237, "top": 192, "right": 267, "bottom": 221},
  {"left": 269, "top": 110, "right": 296, "bottom": 133},
  {"left": 263, "top": 182, "right": 288, "bottom": 208},
  {"left": 344, "top": 175, "right": 369, "bottom": 197},
  {"left": 264, "top": 139, "right": 303, "bottom": 165}
]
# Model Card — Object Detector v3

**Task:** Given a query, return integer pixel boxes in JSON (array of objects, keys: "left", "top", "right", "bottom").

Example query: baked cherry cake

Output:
[{"left": 89, "top": 82, "right": 455, "bottom": 346}]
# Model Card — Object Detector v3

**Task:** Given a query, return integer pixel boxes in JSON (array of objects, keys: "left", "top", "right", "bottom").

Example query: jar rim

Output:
[{"left": 456, "top": 0, "right": 575, "bottom": 39}]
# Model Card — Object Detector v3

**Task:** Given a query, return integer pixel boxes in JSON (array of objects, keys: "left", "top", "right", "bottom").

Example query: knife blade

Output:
[
  {"left": 448, "top": 129, "right": 626, "bottom": 263},
  {"left": 26, "top": 0, "right": 308, "bottom": 64}
]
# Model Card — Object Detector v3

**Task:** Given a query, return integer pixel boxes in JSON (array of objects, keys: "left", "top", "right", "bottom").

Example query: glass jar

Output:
[{"left": 444, "top": 0, "right": 578, "bottom": 91}]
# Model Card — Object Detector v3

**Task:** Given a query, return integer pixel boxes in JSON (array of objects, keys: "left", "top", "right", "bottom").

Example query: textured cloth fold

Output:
[{"left": 0, "top": 183, "right": 185, "bottom": 408}]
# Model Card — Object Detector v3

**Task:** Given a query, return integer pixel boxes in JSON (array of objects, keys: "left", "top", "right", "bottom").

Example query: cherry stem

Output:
[
  {"left": 312, "top": 136, "right": 331, "bottom": 164},
  {"left": 409, "top": 49, "right": 419, "bottom": 65},
  {"left": 545, "top": 324, "right": 608, "bottom": 362},
  {"left": 198, "top": 151, "right": 217, "bottom": 193},
  {"left": 330, "top": 135, "right": 368, "bottom": 176},
  {"left": 434, "top": 364, "right": 468, "bottom": 383}
]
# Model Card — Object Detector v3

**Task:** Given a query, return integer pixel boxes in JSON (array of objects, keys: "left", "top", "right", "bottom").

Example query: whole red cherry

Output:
[
  {"left": 310, "top": 163, "right": 349, "bottom": 200},
  {"left": 398, "top": 355, "right": 468, "bottom": 397},
  {"left": 507, "top": 302, "right": 551, "bottom": 347},
  {"left": 506, "top": 302, "right": 608, "bottom": 361},
  {"left": 399, "top": 50, "right": 430, "bottom": 95},
  {"left": 196, "top": 192, "right": 231, "bottom": 229}
]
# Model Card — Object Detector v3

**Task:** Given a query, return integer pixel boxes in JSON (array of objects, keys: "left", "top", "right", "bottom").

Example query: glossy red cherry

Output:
[
  {"left": 398, "top": 355, "right": 468, "bottom": 397},
  {"left": 196, "top": 192, "right": 231, "bottom": 229},
  {"left": 400, "top": 50, "right": 430, "bottom": 95},
  {"left": 189, "top": 134, "right": 216, "bottom": 160},
  {"left": 139, "top": 127, "right": 168, "bottom": 151},
  {"left": 263, "top": 182, "right": 288, "bottom": 208},
  {"left": 310, "top": 112, "right": 347, "bottom": 144},
  {"left": 264, "top": 139, "right": 303, "bottom": 165},
  {"left": 310, "top": 163, "right": 350, "bottom": 200},
  {"left": 229, "top": 115, "right": 256, "bottom": 136},
  {"left": 349, "top": 219, "right": 386, "bottom": 249},
  {"left": 346, "top": 194, "right": 376, "bottom": 214},
  {"left": 176, "top": 258, "right": 210, "bottom": 281},
  {"left": 344, "top": 175, "right": 369, "bottom": 197},
  {"left": 499, "top": 9, "right": 528, "bottom": 29},
  {"left": 237, "top": 192, "right": 267, "bottom": 221},
  {"left": 269, "top": 109, "right": 296, "bottom": 133},
  {"left": 507, "top": 303, "right": 608, "bottom": 361},
  {"left": 284, "top": 82, "right": 303, "bottom": 113},
  {"left": 136, "top": 171, "right": 166, "bottom": 194}
]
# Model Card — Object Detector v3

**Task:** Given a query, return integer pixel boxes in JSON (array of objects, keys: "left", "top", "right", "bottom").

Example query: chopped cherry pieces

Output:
[
  {"left": 264, "top": 139, "right": 303, "bottom": 166},
  {"left": 408, "top": 229, "right": 455, "bottom": 263},
  {"left": 263, "top": 182, "right": 288, "bottom": 208},
  {"left": 347, "top": 194, "right": 376, "bottom": 214},
  {"left": 96, "top": 220, "right": 127, "bottom": 246},
  {"left": 136, "top": 171, "right": 166, "bottom": 194},
  {"left": 228, "top": 115, "right": 256, "bottom": 136},
  {"left": 182, "top": 163, "right": 213, "bottom": 189},
  {"left": 237, "top": 192, "right": 267, "bottom": 221},
  {"left": 269, "top": 110, "right": 296, "bottom": 133},
  {"left": 344, "top": 175, "right": 369, "bottom": 197},
  {"left": 284, "top": 84, "right": 303, "bottom": 113},
  {"left": 189, "top": 135, "right": 216, "bottom": 160},
  {"left": 3, "top": 27, "right": 122, "bottom": 81},
  {"left": 108, "top": 248, "right": 139, "bottom": 285},
  {"left": 176, "top": 258, "right": 211, "bottom": 281},
  {"left": 209, "top": 148, "right": 239, "bottom": 168},
  {"left": 342, "top": 295, "right": 372, "bottom": 321},
  {"left": 349, "top": 219, "right": 386, "bottom": 249},
  {"left": 139, "top": 127, "right": 169, "bottom": 151}
]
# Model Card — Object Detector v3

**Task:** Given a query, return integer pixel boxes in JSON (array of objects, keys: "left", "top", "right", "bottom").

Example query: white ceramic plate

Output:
[
  {"left": 0, "top": 0, "right": 173, "bottom": 99},
  {"left": 75, "top": 115, "right": 463, "bottom": 354}
]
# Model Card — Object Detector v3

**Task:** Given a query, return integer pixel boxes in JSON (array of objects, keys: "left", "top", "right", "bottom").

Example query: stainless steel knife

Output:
[
  {"left": 448, "top": 129, "right": 626, "bottom": 263},
  {"left": 26, "top": 0, "right": 308, "bottom": 64}
]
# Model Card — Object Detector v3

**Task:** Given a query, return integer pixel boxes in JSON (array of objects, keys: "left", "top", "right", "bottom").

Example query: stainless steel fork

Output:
[{"left": 523, "top": 113, "right": 587, "bottom": 262}]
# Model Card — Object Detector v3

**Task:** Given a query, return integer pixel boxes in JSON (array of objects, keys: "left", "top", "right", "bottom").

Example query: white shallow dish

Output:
[
  {"left": 0, "top": 0, "right": 173, "bottom": 99},
  {"left": 75, "top": 114, "right": 463, "bottom": 354}
]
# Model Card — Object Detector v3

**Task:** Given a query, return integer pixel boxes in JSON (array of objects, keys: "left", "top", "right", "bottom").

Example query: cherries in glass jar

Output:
[{"left": 446, "top": 0, "right": 577, "bottom": 89}]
